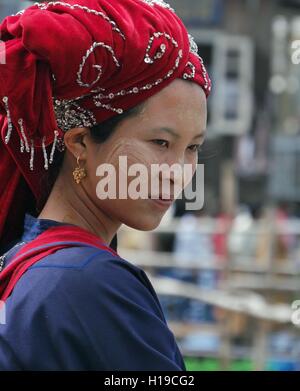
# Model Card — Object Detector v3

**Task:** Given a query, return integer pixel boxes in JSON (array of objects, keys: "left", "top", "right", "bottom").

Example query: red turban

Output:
[{"left": 0, "top": 0, "right": 211, "bottom": 250}]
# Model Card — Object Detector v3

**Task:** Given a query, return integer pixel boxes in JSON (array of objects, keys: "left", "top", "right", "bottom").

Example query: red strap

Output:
[{"left": 0, "top": 225, "right": 119, "bottom": 301}]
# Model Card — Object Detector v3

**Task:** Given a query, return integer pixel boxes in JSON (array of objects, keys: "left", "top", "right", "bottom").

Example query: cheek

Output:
[
  {"left": 102, "top": 139, "right": 167, "bottom": 187},
  {"left": 88, "top": 139, "right": 160, "bottom": 197},
  {"left": 102, "top": 138, "right": 156, "bottom": 167},
  {"left": 188, "top": 154, "right": 198, "bottom": 173},
  {"left": 182, "top": 155, "right": 198, "bottom": 187},
  {"left": 192, "top": 158, "right": 198, "bottom": 175}
]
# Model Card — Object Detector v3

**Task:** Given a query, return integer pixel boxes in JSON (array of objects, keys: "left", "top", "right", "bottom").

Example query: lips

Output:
[
  {"left": 148, "top": 194, "right": 174, "bottom": 201},
  {"left": 148, "top": 194, "right": 174, "bottom": 209}
]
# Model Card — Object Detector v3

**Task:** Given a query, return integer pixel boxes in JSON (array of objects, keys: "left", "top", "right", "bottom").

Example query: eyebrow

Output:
[{"left": 150, "top": 127, "right": 206, "bottom": 140}]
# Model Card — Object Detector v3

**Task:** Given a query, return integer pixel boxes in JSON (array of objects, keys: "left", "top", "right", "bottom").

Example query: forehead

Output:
[
  {"left": 140, "top": 79, "right": 207, "bottom": 127},
  {"left": 149, "top": 78, "right": 205, "bottom": 104}
]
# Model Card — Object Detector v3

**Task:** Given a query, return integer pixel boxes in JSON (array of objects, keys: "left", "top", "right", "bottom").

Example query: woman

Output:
[{"left": 0, "top": 0, "right": 210, "bottom": 370}]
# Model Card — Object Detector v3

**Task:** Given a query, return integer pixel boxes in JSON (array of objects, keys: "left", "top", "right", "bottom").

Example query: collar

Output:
[{"left": 21, "top": 213, "right": 76, "bottom": 242}]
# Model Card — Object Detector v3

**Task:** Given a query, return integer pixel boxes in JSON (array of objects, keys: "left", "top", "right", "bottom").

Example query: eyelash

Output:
[
  {"left": 189, "top": 144, "right": 203, "bottom": 153},
  {"left": 152, "top": 139, "right": 202, "bottom": 153},
  {"left": 152, "top": 139, "right": 169, "bottom": 148}
]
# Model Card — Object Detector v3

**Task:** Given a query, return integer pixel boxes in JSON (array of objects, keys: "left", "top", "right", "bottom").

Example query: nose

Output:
[{"left": 158, "top": 157, "right": 185, "bottom": 189}]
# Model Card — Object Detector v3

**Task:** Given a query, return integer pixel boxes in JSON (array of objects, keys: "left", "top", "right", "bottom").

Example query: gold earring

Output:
[{"left": 73, "top": 156, "right": 87, "bottom": 184}]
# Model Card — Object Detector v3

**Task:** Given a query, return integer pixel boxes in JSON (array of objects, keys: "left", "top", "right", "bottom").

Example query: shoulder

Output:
[
  {"left": 27, "top": 245, "right": 154, "bottom": 293},
  {"left": 2, "top": 246, "right": 184, "bottom": 370},
  {"left": 54, "top": 247, "right": 166, "bottom": 321},
  {"left": 9, "top": 245, "right": 165, "bottom": 320}
]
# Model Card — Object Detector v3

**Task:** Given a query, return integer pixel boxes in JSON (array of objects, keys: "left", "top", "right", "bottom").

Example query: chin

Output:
[{"left": 123, "top": 215, "right": 162, "bottom": 231}]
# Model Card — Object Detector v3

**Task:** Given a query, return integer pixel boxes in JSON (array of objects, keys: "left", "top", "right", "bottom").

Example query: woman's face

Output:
[{"left": 84, "top": 78, "right": 207, "bottom": 230}]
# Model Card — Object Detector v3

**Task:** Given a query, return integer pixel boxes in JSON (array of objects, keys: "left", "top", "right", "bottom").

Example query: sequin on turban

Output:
[{"left": 0, "top": 0, "right": 211, "bottom": 249}]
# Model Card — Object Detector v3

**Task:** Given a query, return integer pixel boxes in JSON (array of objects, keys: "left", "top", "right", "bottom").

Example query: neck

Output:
[{"left": 38, "top": 173, "right": 121, "bottom": 246}]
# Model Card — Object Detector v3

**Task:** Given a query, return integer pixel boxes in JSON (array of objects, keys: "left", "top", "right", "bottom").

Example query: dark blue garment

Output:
[{"left": 0, "top": 214, "right": 186, "bottom": 371}]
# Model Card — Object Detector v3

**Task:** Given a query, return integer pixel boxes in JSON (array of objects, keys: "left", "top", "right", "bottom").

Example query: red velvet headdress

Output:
[{"left": 0, "top": 0, "right": 211, "bottom": 249}]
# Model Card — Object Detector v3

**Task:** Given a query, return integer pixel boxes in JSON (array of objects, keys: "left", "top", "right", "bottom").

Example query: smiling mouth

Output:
[
  {"left": 148, "top": 194, "right": 174, "bottom": 201},
  {"left": 147, "top": 195, "right": 174, "bottom": 209}
]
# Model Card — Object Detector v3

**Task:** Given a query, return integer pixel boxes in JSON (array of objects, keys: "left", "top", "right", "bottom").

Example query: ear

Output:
[{"left": 63, "top": 127, "right": 90, "bottom": 161}]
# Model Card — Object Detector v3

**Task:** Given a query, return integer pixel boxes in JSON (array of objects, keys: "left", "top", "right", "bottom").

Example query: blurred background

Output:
[{"left": 1, "top": 0, "right": 300, "bottom": 371}]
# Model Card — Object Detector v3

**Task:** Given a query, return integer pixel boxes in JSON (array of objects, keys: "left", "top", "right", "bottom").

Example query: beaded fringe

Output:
[{"left": 1, "top": 96, "right": 65, "bottom": 171}]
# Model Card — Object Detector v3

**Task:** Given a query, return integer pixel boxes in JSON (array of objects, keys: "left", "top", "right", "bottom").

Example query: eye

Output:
[
  {"left": 152, "top": 139, "right": 169, "bottom": 148},
  {"left": 188, "top": 144, "right": 202, "bottom": 153}
]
